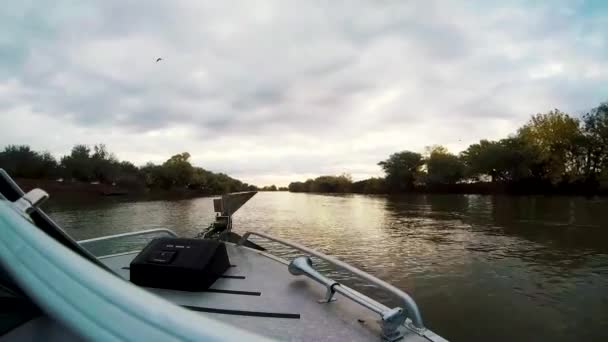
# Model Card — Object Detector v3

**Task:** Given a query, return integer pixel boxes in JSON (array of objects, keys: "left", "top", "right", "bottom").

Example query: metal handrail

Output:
[
  {"left": 237, "top": 231, "right": 425, "bottom": 330},
  {"left": 78, "top": 228, "right": 178, "bottom": 244}
]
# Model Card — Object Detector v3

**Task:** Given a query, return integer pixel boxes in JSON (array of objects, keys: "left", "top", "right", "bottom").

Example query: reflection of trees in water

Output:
[
  {"left": 384, "top": 194, "right": 471, "bottom": 227},
  {"left": 45, "top": 197, "right": 210, "bottom": 241},
  {"left": 383, "top": 194, "right": 608, "bottom": 264},
  {"left": 486, "top": 196, "right": 608, "bottom": 256}
]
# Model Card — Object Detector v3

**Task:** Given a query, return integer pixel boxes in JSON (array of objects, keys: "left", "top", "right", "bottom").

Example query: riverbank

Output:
[
  {"left": 291, "top": 179, "right": 608, "bottom": 196},
  {"left": 15, "top": 178, "right": 215, "bottom": 202}
]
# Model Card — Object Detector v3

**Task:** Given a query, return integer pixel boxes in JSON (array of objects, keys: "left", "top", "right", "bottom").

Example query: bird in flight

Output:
[{"left": 156, "top": 57, "right": 163, "bottom": 62}]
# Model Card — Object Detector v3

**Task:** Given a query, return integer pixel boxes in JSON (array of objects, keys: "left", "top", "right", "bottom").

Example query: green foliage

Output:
[
  {"left": 288, "top": 174, "right": 352, "bottom": 193},
  {"left": 114, "top": 161, "right": 142, "bottom": 188},
  {"left": 61, "top": 144, "right": 94, "bottom": 181},
  {"left": 310, "top": 174, "right": 351, "bottom": 193},
  {"left": 517, "top": 109, "right": 584, "bottom": 182},
  {"left": 351, "top": 177, "right": 386, "bottom": 194},
  {"left": 143, "top": 156, "right": 249, "bottom": 193},
  {"left": 288, "top": 181, "right": 307, "bottom": 192},
  {"left": 0, "top": 144, "right": 252, "bottom": 195},
  {"left": 460, "top": 138, "right": 537, "bottom": 182},
  {"left": 460, "top": 140, "right": 502, "bottom": 181},
  {"left": 162, "top": 152, "right": 194, "bottom": 187},
  {"left": 582, "top": 103, "right": 608, "bottom": 175},
  {"left": 91, "top": 144, "right": 119, "bottom": 183},
  {"left": 0, "top": 145, "right": 58, "bottom": 178},
  {"left": 426, "top": 146, "right": 465, "bottom": 184},
  {"left": 378, "top": 151, "right": 424, "bottom": 191},
  {"left": 497, "top": 137, "right": 541, "bottom": 181}
]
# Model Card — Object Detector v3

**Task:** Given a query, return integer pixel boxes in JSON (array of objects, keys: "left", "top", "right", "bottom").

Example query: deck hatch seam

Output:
[
  {"left": 181, "top": 305, "right": 300, "bottom": 319},
  {"left": 204, "top": 289, "right": 261, "bottom": 296}
]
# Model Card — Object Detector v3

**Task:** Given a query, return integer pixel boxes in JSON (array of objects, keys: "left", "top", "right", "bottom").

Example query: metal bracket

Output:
[
  {"left": 318, "top": 283, "right": 338, "bottom": 303},
  {"left": 381, "top": 307, "right": 407, "bottom": 342},
  {"left": 12, "top": 189, "right": 49, "bottom": 215}
]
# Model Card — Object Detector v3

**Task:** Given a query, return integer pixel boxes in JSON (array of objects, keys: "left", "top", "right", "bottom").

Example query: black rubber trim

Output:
[
  {"left": 182, "top": 305, "right": 300, "bottom": 319},
  {"left": 204, "top": 289, "right": 261, "bottom": 296},
  {"left": 121, "top": 267, "right": 130, "bottom": 270},
  {"left": 0, "top": 297, "right": 41, "bottom": 314}
]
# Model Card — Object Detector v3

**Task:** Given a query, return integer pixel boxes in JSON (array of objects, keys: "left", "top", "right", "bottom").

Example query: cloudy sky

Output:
[{"left": 1, "top": 1, "right": 607, "bottom": 186}]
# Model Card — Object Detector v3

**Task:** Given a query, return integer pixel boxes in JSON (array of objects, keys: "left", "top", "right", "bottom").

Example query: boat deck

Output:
[{"left": 100, "top": 243, "right": 430, "bottom": 342}]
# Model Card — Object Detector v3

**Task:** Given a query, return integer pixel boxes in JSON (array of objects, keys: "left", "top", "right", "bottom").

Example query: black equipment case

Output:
[{"left": 130, "top": 237, "right": 230, "bottom": 291}]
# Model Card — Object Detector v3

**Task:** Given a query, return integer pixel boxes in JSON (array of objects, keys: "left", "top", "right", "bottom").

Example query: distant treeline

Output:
[
  {"left": 290, "top": 102, "right": 608, "bottom": 195},
  {"left": 258, "top": 185, "right": 288, "bottom": 191},
  {"left": 0, "top": 144, "right": 256, "bottom": 195}
]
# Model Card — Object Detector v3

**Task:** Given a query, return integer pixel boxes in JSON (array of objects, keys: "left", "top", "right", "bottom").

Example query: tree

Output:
[
  {"left": 37, "top": 151, "right": 59, "bottom": 178},
  {"left": 460, "top": 138, "right": 539, "bottom": 182},
  {"left": 582, "top": 103, "right": 608, "bottom": 176},
  {"left": 115, "top": 160, "right": 143, "bottom": 188},
  {"left": 0, "top": 143, "right": 256, "bottom": 193},
  {"left": 309, "top": 175, "right": 351, "bottom": 193},
  {"left": 189, "top": 167, "right": 208, "bottom": 189},
  {"left": 61, "top": 144, "right": 94, "bottom": 181},
  {"left": 304, "top": 179, "right": 314, "bottom": 191},
  {"left": 497, "top": 137, "right": 540, "bottom": 181},
  {"left": 461, "top": 140, "right": 503, "bottom": 181},
  {"left": 288, "top": 181, "right": 308, "bottom": 192},
  {"left": 424, "top": 145, "right": 448, "bottom": 156},
  {"left": 0, "top": 145, "right": 58, "bottom": 178},
  {"left": 91, "top": 144, "right": 119, "bottom": 183},
  {"left": 351, "top": 177, "right": 386, "bottom": 193},
  {"left": 378, "top": 151, "right": 424, "bottom": 191},
  {"left": 425, "top": 146, "right": 465, "bottom": 184},
  {"left": 517, "top": 109, "right": 583, "bottom": 183},
  {"left": 163, "top": 152, "right": 193, "bottom": 187}
]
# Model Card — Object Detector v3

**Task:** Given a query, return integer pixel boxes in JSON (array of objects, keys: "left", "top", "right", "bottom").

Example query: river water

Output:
[{"left": 44, "top": 192, "right": 608, "bottom": 341}]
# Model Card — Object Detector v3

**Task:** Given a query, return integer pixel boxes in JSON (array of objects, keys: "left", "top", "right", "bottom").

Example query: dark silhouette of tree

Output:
[
  {"left": 163, "top": 152, "right": 193, "bottom": 187},
  {"left": 425, "top": 146, "right": 465, "bottom": 184},
  {"left": 351, "top": 178, "right": 386, "bottom": 194},
  {"left": 288, "top": 175, "right": 352, "bottom": 193},
  {"left": 0, "top": 145, "right": 58, "bottom": 179},
  {"left": 91, "top": 144, "right": 119, "bottom": 183},
  {"left": 1, "top": 144, "right": 252, "bottom": 195},
  {"left": 61, "top": 145, "right": 94, "bottom": 181},
  {"left": 582, "top": 103, "right": 608, "bottom": 177},
  {"left": 288, "top": 181, "right": 307, "bottom": 192},
  {"left": 378, "top": 151, "right": 424, "bottom": 191}
]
